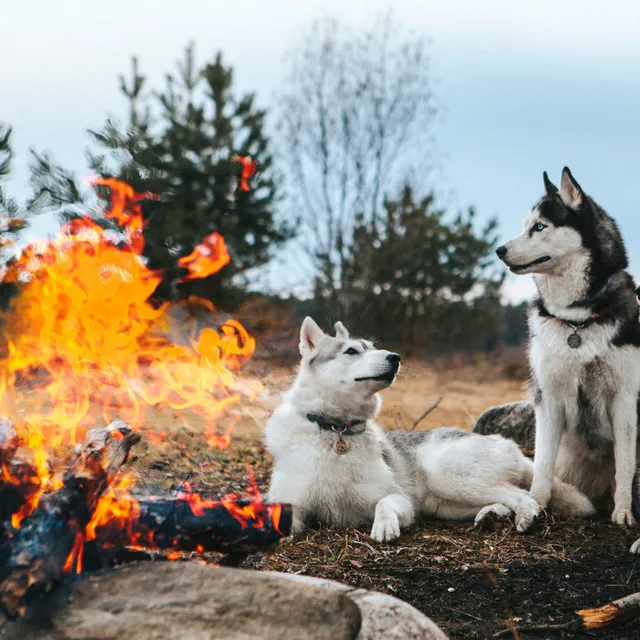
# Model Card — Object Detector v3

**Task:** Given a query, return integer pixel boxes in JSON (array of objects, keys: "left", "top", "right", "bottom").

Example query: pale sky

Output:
[{"left": 3, "top": 0, "right": 640, "bottom": 303}]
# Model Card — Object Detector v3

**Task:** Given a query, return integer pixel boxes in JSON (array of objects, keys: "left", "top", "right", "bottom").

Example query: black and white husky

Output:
[
  {"left": 265, "top": 317, "right": 593, "bottom": 541},
  {"left": 496, "top": 167, "right": 640, "bottom": 543}
]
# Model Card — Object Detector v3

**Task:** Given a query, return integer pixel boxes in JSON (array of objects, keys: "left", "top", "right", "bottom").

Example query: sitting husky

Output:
[
  {"left": 265, "top": 317, "right": 594, "bottom": 541},
  {"left": 496, "top": 167, "right": 640, "bottom": 537}
]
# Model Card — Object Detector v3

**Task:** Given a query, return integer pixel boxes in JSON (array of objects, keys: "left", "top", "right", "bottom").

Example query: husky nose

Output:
[
  {"left": 496, "top": 245, "right": 508, "bottom": 259},
  {"left": 386, "top": 353, "right": 401, "bottom": 365}
]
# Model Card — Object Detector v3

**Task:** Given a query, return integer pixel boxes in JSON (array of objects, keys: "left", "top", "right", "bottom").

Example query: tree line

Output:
[{"left": 0, "top": 14, "right": 526, "bottom": 353}]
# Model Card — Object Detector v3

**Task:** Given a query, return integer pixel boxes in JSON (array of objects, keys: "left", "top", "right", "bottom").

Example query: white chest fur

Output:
[{"left": 530, "top": 312, "right": 640, "bottom": 435}]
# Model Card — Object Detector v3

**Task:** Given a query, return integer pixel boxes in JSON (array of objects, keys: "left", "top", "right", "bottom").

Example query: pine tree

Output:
[
  {"left": 30, "top": 45, "right": 293, "bottom": 305},
  {"left": 0, "top": 125, "right": 29, "bottom": 309},
  {"left": 339, "top": 186, "right": 503, "bottom": 353}
]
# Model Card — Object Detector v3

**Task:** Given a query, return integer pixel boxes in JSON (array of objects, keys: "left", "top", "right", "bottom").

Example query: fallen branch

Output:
[
  {"left": 411, "top": 397, "right": 443, "bottom": 431},
  {"left": 493, "top": 619, "right": 583, "bottom": 638},
  {"left": 0, "top": 421, "right": 140, "bottom": 617},
  {"left": 578, "top": 590, "right": 640, "bottom": 629}
]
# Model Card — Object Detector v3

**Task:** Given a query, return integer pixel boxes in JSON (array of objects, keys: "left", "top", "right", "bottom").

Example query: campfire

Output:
[{"left": 0, "top": 179, "right": 291, "bottom": 617}]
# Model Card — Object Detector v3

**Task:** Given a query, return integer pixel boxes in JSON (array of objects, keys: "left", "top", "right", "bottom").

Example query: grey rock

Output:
[
  {"left": 265, "top": 572, "right": 449, "bottom": 639},
  {"left": 2, "top": 563, "right": 448, "bottom": 640},
  {"left": 474, "top": 400, "right": 535, "bottom": 452}
]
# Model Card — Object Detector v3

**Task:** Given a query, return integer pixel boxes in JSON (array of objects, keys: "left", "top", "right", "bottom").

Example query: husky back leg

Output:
[
  {"left": 474, "top": 503, "right": 514, "bottom": 529},
  {"left": 416, "top": 439, "right": 540, "bottom": 533}
]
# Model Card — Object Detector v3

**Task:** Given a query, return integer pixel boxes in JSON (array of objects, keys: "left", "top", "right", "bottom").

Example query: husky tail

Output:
[
  {"left": 550, "top": 478, "right": 596, "bottom": 517},
  {"left": 519, "top": 457, "right": 595, "bottom": 517}
]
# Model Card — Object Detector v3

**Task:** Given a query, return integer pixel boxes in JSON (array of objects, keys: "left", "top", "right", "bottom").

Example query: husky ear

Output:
[
  {"left": 299, "top": 316, "right": 325, "bottom": 355},
  {"left": 543, "top": 171, "right": 558, "bottom": 196},
  {"left": 333, "top": 321, "right": 349, "bottom": 339},
  {"left": 559, "top": 167, "right": 582, "bottom": 209}
]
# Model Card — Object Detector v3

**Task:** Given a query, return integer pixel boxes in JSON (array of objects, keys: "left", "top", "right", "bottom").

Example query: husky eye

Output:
[
  {"left": 344, "top": 347, "right": 360, "bottom": 356},
  {"left": 534, "top": 222, "right": 547, "bottom": 232}
]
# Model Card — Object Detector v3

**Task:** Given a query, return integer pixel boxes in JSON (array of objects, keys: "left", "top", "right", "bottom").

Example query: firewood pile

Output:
[{"left": 0, "top": 419, "right": 291, "bottom": 618}]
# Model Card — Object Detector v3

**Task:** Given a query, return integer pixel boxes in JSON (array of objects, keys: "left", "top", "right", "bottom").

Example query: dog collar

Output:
[
  {"left": 306, "top": 414, "right": 367, "bottom": 436},
  {"left": 568, "top": 277, "right": 612, "bottom": 308},
  {"left": 538, "top": 302, "right": 612, "bottom": 349}
]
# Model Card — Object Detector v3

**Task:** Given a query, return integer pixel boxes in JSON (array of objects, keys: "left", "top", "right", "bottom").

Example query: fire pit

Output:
[{"left": 0, "top": 179, "right": 291, "bottom": 618}]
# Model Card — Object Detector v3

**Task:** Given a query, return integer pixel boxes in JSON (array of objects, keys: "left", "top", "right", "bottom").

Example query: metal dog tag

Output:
[
  {"left": 334, "top": 436, "right": 350, "bottom": 455},
  {"left": 567, "top": 332, "right": 582, "bottom": 349}
]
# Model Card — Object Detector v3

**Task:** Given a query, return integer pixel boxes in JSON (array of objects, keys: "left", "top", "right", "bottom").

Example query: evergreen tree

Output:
[
  {"left": 30, "top": 45, "right": 293, "bottom": 305},
  {"left": 334, "top": 186, "right": 503, "bottom": 353},
  {"left": 0, "top": 125, "right": 28, "bottom": 309}
]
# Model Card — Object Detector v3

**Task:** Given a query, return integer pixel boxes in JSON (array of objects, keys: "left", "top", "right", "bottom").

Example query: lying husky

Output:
[
  {"left": 265, "top": 317, "right": 594, "bottom": 541},
  {"left": 496, "top": 167, "right": 640, "bottom": 537}
]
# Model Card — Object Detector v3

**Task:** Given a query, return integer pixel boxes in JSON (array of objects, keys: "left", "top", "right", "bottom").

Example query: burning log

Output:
[
  {"left": 91, "top": 494, "right": 292, "bottom": 556},
  {"left": 0, "top": 420, "right": 40, "bottom": 546},
  {"left": 0, "top": 421, "right": 140, "bottom": 617}
]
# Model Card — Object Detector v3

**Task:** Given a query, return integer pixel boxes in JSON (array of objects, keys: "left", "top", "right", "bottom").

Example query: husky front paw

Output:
[
  {"left": 529, "top": 487, "right": 551, "bottom": 511},
  {"left": 630, "top": 538, "right": 640, "bottom": 554},
  {"left": 612, "top": 505, "right": 636, "bottom": 527},
  {"left": 514, "top": 496, "right": 541, "bottom": 533},
  {"left": 370, "top": 513, "right": 401, "bottom": 542},
  {"left": 290, "top": 514, "right": 306, "bottom": 536}
]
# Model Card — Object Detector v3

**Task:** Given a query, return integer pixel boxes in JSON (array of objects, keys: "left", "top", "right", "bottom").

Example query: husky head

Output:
[
  {"left": 298, "top": 317, "right": 400, "bottom": 391},
  {"left": 288, "top": 317, "right": 401, "bottom": 418},
  {"left": 495, "top": 168, "right": 627, "bottom": 287}
]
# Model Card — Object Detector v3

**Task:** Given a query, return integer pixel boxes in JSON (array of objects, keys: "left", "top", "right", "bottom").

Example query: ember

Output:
[
  {"left": 0, "top": 178, "right": 290, "bottom": 617},
  {"left": 235, "top": 155, "right": 257, "bottom": 192}
]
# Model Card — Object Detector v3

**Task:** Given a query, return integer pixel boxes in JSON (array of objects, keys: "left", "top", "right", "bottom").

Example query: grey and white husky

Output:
[
  {"left": 265, "top": 317, "right": 593, "bottom": 541},
  {"left": 496, "top": 167, "right": 640, "bottom": 546}
]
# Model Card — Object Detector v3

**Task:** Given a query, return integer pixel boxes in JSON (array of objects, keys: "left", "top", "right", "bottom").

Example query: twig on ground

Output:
[
  {"left": 438, "top": 604, "right": 482, "bottom": 622},
  {"left": 493, "top": 619, "right": 583, "bottom": 638},
  {"left": 578, "top": 590, "right": 640, "bottom": 629},
  {"left": 411, "top": 397, "right": 443, "bottom": 431}
]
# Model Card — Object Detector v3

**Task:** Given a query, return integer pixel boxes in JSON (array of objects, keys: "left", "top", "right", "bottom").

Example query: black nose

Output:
[
  {"left": 496, "top": 245, "right": 508, "bottom": 259},
  {"left": 386, "top": 353, "right": 401, "bottom": 365}
]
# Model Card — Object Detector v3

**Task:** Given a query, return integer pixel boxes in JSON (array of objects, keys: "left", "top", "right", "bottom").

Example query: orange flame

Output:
[
  {"left": 177, "top": 232, "right": 231, "bottom": 282},
  {"left": 63, "top": 531, "right": 84, "bottom": 575},
  {"left": 0, "top": 178, "right": 260, "bottom": 540},
  {"left": 235, "top": 156, "right": 257, "bottom": 192}
]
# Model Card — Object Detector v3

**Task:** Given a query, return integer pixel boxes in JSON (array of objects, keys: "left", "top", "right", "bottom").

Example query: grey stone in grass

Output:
[{"left": 474, "top": 400, "right": 535, "bottom": 452}]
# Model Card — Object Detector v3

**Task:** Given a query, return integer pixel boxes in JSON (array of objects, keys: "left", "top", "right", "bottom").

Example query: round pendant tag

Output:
[
  {"left": 567, "top": 333, "right": 582, "bottom": 349},
  {"left": 334, "top": 437, "right": 350, "bottom": 455}
]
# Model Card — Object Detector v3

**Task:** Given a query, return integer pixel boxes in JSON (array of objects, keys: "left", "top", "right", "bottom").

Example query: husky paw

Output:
[
  {"left": 474, "top": 504, "right": 513, "bottom": 530},
  {"left": 371, "top": 513, "right": 401, "bottom": 542},
  {"left": 612, "top": 505, "right": 635, "bottom": 527},
  {"left": 630, "top": 538, "right": 640, "bottom": 554},
  {"left": 290, "top": 515, "right": 306, "bottom": 536},
  {"left": 515, "top": 496, "right": 541, "bottom": 533},
  {"left": 529, "top": 489, "right": 551, "bottom": 511}
]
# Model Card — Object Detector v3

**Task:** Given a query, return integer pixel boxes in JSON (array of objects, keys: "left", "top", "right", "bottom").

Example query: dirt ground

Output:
[
  {"left": 12, "top": 358, "right": 640, "bottom": 638},
  {"left": 117, "top": 359, "right": 640, "bottom": 639}
]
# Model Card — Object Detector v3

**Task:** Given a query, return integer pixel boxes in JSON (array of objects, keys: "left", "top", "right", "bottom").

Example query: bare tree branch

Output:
[{"left": 276, "top": 13, "right": 438, "bottom": 300}]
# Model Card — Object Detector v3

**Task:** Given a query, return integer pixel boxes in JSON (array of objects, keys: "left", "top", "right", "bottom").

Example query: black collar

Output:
[
  {"left": 537, "top": 299, "right": 612, "bottom": 328},
  {"left": 568, "top": 277, "right": 612, "bottom": 308},
  {"left": 307, "top": 414, "right": 367, "bottom": 435}
]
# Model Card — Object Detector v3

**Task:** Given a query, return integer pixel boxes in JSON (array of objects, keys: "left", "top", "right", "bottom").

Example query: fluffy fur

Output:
[
  {"left": 265, "top": 317, "right": 594, "bottom": 542},
  {"left": 496, "top": 167, "right": 640, "bottom": 550}
]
